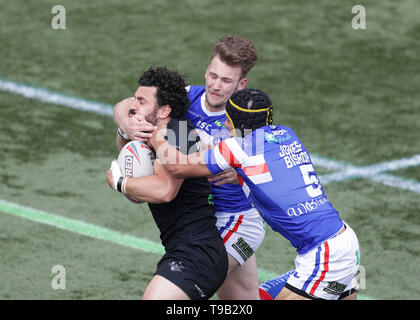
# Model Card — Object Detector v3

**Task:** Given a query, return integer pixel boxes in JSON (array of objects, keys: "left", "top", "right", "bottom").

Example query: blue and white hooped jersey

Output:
[
  {"left": 204, "top": 125, "right": 344, "bottom": 254},
  {"left": 185, "top": 85, "right": 253, "bottom": 213}
]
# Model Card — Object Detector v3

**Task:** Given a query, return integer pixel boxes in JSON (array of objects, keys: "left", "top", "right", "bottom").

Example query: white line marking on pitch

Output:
[
  {"left": 0, "top": 78, "right": 113, "bottom": 116},
  {"left": 314, "top": 154, "right": 420, "bottom": 194},
  {"left": 1, "top": 77, "right": 419, "bottom": 193},
  {"left": 0, "top": 198, "right": 373, "bottom": 299}
]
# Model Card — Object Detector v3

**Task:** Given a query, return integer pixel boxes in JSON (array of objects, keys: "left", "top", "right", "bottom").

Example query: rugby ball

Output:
[{"left": 117, "top": 140, "right": 155, "bottom": 204}]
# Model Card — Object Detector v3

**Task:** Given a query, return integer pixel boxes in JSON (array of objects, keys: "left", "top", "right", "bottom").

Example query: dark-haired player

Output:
[
  {"left": 114, "top": 35, "right": 265, "bottom": 300},
  {"left": 148, "top": 88, "right": 361, "bottom": 300},
  {"left": 106, "top": 67, "right": 228, "bottom": 300}
]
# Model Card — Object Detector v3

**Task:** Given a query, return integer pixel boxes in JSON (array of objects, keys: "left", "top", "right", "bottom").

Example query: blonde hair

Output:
[{"left": 210, "top": 35, "right": 258, "bottom": 78}]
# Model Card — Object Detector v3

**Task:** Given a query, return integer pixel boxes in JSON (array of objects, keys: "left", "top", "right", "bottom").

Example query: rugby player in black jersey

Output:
[{"left": 106, "top": 67, "right": 228, "bottom": 300}]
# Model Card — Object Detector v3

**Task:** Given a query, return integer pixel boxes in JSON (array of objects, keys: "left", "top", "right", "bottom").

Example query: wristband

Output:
[
  {"left": 116, "top": 176, "right": 124, "bottom": 193},
  {"left": 117, "top": 177, "right": 128, "bottom": 194},
  {"left": 117, "top": 127, "right": 129, "bottom": 140},
  {"left": 122, "top": 177, "right": 128, "bottom": 194}
]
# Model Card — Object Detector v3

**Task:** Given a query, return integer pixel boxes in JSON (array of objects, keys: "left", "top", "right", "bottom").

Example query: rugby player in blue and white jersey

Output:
[
  {"left": 113, "top": 35, "right": 265, "bottom": 299},
  {"left": 149, "top": 88, "right": 361, "bottom": 300}
]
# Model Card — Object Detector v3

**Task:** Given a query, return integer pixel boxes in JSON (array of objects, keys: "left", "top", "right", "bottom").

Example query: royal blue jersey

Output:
[
  {"left": 185, "top": 85, "right": 253, "bottom": 213},
  {"left": 205, "top": 125, "right": 344, "bottom": 254}
]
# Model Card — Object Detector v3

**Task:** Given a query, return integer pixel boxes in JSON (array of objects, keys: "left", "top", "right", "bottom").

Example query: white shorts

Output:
[
  {"left": 216, "top": 208, "right": 265, "bottom": 265},
  {"left": 286, "top": 222, "right": 360, "bottom": 300}
]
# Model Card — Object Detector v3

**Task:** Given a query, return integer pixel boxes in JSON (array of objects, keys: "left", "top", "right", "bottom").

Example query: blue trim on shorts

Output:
[
  {"left": 301, "top": 245, "right": 321, "bottom": 291},
  {"left": 218, "top": 215, "right": 234, "bottom": 235}
]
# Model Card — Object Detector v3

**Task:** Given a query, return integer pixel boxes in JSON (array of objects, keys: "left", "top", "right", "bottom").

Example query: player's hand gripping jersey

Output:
[
  {"left": 205, "top": 124, "right": 344, "bottom": 255},
  {"left": 185, "top": 85, "right": 253, "bottom": 213}
]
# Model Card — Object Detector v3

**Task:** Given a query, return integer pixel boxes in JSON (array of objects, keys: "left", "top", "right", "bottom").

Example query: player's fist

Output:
[
  {"left": 208, "top": 169, "right": 239, "bottom": 185},
  {"left": 107, "top": 160, "right": 123, "bottom": 191}
]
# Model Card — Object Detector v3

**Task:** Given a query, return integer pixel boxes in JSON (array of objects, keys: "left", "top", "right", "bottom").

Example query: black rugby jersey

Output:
[{"left": 148, "top": 118, "right": 216, "bottom": 248}]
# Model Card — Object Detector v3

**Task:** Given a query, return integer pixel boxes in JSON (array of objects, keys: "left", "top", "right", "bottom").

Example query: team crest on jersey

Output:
[
  {"left": 214, "top": 119, "right": 226, "bottom": 128},
  {"left": 265, "top": 133, "right": 278, "bottom": 143},
  {"left": 264, "top": 132, "right": 291, "bottom": 144},
  {"left": 168, "top": 261, "right": 185, "bottom": 272}
]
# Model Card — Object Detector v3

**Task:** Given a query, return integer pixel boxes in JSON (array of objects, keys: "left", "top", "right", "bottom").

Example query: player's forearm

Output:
[
  {"left": 125, "top": 174, "right": 179, "bottom": 204},
  {"left": 107, "top": 160, "right": 182, "bottom": 204},
  {"left": 114, "top": 98, "right": 132, "bottom": 150},
  {"left": 116, "top": 128, "right": 130, "bottom": 151},
  {"left": 113, "top": 100, "right": 132, "bottom": 132},
  {"left": 152, "top": 138, "right": 211, "bottom": 178}
]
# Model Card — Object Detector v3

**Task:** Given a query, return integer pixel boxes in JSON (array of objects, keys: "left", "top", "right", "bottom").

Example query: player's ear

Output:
[
  {"left": 159, "top": 104, "right": 172, "bottom": 118},
  {"left": 238, "top": 77, "right": 247, "bottom": 91}
]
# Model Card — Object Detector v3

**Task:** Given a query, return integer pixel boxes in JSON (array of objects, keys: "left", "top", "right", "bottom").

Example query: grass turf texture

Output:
[{"left": 1, "top": 0, "right": 420, "bottom": 299}]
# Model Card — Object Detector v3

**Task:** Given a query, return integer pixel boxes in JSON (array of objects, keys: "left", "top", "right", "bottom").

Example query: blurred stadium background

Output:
[{"left": 0, "top": 0, "right": 419, "bottom": 299}]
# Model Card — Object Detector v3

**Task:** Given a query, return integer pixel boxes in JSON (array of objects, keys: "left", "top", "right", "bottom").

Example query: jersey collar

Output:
[{"left": 201, "top": 92, "right": 226, "bottom": 117}]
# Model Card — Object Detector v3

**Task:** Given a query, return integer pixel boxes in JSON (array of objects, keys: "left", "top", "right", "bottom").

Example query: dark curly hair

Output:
[{"left": 138, "top": 66, "right": 189, "bottom": 119}]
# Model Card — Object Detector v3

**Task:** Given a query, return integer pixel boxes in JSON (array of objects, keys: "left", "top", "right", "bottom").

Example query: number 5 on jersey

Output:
[{"left": 299, "top": 164, "right": 323, "bottom": 198}]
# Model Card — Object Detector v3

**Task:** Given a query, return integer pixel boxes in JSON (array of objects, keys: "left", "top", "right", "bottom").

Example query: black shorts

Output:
[{"left": 155, "top": 236, "right": 228, "bottom": 300}]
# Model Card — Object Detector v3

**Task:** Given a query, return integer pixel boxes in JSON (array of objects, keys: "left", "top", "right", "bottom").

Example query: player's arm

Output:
[
  {"left": 114, "top": 97, "right": 156, "bottom": 142},
  {"left": 163, "top": 149, "right": 212, "bottom": 179},
  {"left": 200, "top": 140, "right": 239, "bottom": 185},
  {"left": 106, "top": 159, "right": 184, "bottom": 204},
  {"left": 149, "top": 129, "right": 228, "bottom": 179},
  {"left": 116, "top": 127, "right": 130, "bottom": 152},
  {"left": 114, "top": 98, "right": 133, "bottom": 151}
]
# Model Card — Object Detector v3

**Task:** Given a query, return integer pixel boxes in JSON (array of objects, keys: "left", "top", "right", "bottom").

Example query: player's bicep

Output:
[
  {"left": 153, "top": 160, "right": 184, "bottom": 202},
  {"left": 125, "top": 160, "right": 183, "bottom": 204}
]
